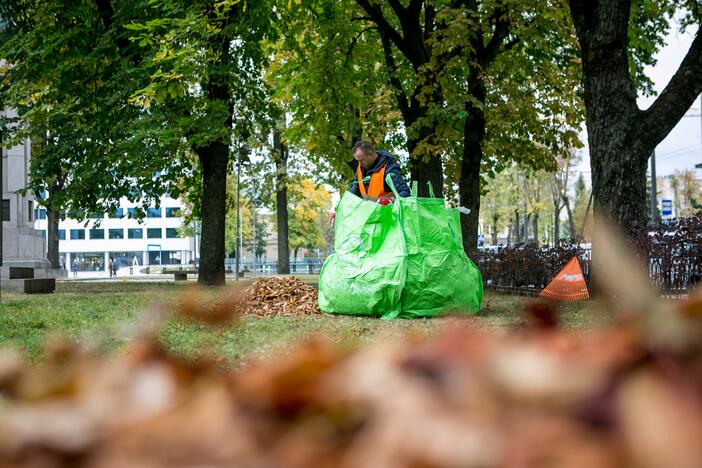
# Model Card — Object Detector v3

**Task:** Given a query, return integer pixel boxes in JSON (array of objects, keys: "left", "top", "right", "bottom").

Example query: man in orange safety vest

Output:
[{"left": 329, "top": 141, "right": 410, "bottom": 225}]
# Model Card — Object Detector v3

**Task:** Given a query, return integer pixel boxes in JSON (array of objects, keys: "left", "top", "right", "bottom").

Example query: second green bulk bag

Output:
[{"left": 385, "top": 177, "right": 483, "bottom": 318}]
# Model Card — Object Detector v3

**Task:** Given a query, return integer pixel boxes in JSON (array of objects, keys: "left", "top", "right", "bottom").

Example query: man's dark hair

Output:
[{"left": 352, "top": 140, "right": 375, "bottom": 156}]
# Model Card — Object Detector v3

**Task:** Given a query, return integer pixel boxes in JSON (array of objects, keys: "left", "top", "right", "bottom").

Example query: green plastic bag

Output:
[
  {"left": 318, "top": 190, "right": 406, "bottom": 316},
  {"left": 319, "top": 178, "right": 482, "bottom": 318},
  {"left": 387, "top": 178, "right": 483, "bottom": 318}
]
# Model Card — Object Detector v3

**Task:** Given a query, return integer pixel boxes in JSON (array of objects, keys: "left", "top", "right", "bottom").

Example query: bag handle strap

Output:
[
  {"left": 411, "top": 181, "right": 418, "bottom": 198},
  {"left": 427, "top": 181, "right": 436, "bottom": 198},
  {"left": 385, "top": 174, "right": 401, "bottom": 199}
]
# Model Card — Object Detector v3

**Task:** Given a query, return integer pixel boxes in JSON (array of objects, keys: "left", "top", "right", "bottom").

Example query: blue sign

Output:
[{"left": 661, "top": 199, "right": 673, "bottom": 217}]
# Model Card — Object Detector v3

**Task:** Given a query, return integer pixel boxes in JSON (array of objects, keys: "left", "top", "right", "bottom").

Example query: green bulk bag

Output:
[
  {"left": 386, "top": 177, "right": 483, "bottom": 318},
  {"left": 318, "top": 189, "right": 406, "bottom": 317}
]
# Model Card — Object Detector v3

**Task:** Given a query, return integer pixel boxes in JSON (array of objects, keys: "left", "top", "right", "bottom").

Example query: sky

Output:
[{"left": 574, "top": 18, "right": 701, "bottom": 182}]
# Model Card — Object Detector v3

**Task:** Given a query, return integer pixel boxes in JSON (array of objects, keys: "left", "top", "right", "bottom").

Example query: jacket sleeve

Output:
[
  {"left": 384, "top": 164, "right": 411, "bottom": 197},
  {"left": 348, "top": 179, "right": 361, "bottom": 197}
]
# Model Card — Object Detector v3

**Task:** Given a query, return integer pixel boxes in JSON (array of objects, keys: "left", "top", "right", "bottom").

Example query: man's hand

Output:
[
  {"left": 377, "top": 196, "right": 395, "bottom": 206},
  {"left": 328, "top": 209, "right": 336, "bottom": 226}
]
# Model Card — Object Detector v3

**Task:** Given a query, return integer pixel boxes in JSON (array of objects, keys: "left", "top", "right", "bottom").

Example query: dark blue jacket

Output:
[{"left": 349, "top": 150, "right": 411, "bottom": 198}]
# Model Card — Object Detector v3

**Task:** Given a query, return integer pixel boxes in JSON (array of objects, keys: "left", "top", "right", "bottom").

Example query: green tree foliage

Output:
[{"left": 266, "top": 1, "right": 403, "bottom": 190}]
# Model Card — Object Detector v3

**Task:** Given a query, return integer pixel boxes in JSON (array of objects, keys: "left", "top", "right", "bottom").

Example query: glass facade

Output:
[
  {"left": 166, "top": 228, "right": 179, "bottom": 239},
  {"left": 2, "top": 199, "right": 9, "bottom": 221},
  {"left": 109, "top": 208, "right": 124, "bottom": 219},
  {"left": 147, "top": 207, "right": 161, "bottom": 218},
  {"left": 70, "top": 229, "right": 85, "bottom": 240},
  {"left": 58, "top": 229, "right": 66, "bottom": 240},
  {"left": 111, "top": 251, "right": 143, "bottom": 269},
  {"left": 128, "top": 228, "right": 143, "bottom": 239},
  {"left": 109, "top": 229, "right": 124, "bottom": 239},
  {"left": 165, "top": 207, "right": 181, "bottom": 218},
  {"left": 89, "top": 229, "right": 105, "bottom": 240},
  {"left": 147, "top": 228, "right": 162, "bottom": 239},
  {"left": 71, "top": 252, "right": 105, "bottom": 272}
]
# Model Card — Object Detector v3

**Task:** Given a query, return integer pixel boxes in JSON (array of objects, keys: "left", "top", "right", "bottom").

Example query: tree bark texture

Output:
[
  {"left": 197, "top": 144, "right": 228, "bottom": 286},
  {"left": 274, "top": 129, "right": 290, "bottom": 274},
  {"left": 459, "top": 66, "right": 486, "bottom": 253},
  {"left": 569, "top": 0, "right": 702, "bottom": 238},
  {"left": 46, "top": 203, "right": 60, "bottom": 269},
  {"left": 196, "top": 28, "right": 233, "bottom": 286}
]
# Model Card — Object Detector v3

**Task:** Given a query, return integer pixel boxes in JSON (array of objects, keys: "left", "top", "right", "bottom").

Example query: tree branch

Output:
[
  {"left": 483, "top": 7, "right": 511, "bottom": 65},
  {"left": 636, "top": 30, "right": 702, "bottom": 152},
  {"left": 345, "top": 26, "right": 376, "bottom": 66},
  {"left": 379, "top": 29, "right": 410, "bottom": 120},
  {"left": 423, "top": 3, "right": 435, "bottom": 42},
  {"left": 355, "top": 0, "right": 413, "bottom": 59}
]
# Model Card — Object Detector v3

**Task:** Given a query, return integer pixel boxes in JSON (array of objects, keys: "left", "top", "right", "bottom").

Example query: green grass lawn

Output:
[{"left": 0, "top": 280, "right": 612, "bottom": 364}]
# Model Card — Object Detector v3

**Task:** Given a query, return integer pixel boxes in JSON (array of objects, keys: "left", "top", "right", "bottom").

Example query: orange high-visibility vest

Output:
[{"left": 356, "top": 164, "right": 392, "bottom": 198}]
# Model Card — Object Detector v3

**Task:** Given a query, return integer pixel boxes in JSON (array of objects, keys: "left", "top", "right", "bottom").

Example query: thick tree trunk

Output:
[
  {"left": 406, "top": 128, "right": 443, "bottom": 199},
  {"left": 569, "top": 0, "right": 702, "bottom": 239},
  {"left": 46, "top": 203, "right": 60, "bottom": 269},
  {"left": 197, "top": 144, "right": 228, "bottom": 286},
  {"left": 459, "top": 69, "right": 486, "bottom": 254},
  {"left": 195, "top": 28, "right": 232, "bottom": 286},
  {"left": 274, "top": 129, "right": 290, "bottom": 274}
]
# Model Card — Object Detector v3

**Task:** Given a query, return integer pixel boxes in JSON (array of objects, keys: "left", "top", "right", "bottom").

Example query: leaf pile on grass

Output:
[
  {"left": 239, "top": 276, "right": 321, "bottom": 317},
  {"left": 5, "top": 280, "right": 702, "bottom": 467}
]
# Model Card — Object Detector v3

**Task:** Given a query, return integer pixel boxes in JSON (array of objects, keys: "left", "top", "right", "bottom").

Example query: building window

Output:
[
  {"left": 88, "top": 211, "right": 102, "bottom": 219},
  {"left": 109, "top": 229, "right": 124, "bottom": 239},
  {"left": 58, "top": 229, "right": 66, "bottom": 240},
  {"left": 128, "top": 228, "right": 143, "bottom": 239},
  {"left": 127, "top": 207, "right": 137, "bottom": 219},
  {"left": 70, "top": 229, "right": 85, "bottom": 240},
  {"left": 37, "top": 208, "right": 47, "bottom": 220},
  {"left": 165, "top": 207, "right": 181, "bottom": 218},
  {"left": 40, "top": 230, "right": 46, "bottom": 238},
  {"left": 2, "top": 199, "right": 9, "bottom": 222},
  {"left": 147, "top": 228, "right": 162, "bottom": 239},
  {"left": 28, "top": 201, "right": 33, "bottom": 222},
  {"left": 109, "top": 208, "right": 124, "bottom": 219},
  {"left": 147, "top": 207, "right": 162, "bottom": 218},
  {"left": 89, "top": 228, "right": 105, "bottom": 240},
  {"left": 166, "top": 228, "right": 179, "bottom": 239}
]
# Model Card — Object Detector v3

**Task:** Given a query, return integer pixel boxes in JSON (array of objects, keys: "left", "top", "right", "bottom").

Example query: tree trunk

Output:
[
  {"left": 197, "top": 143, "right": 228, "bottom": 286},
  {"left": 563, "top": 195, "right": 576, "bottom": 240},
  {"left": 274, "top": 129, "right": 290, "bottom": 274},
  {"left": 46, "top": 202, "right": 60, "bottom": 269},
  {"left": 492, "top": 213, "right": 499, "bottom": 245},
  {"left": 553, "top": 207, "right": 561, "bottom": 243},
  {"left": 459, "top": 68, "right": 486, "bottom": 254},
  {"left": 195, "top": 29, "right": 232, "bottom": 286},
  {"left": 532, "top": 213, "right": 539, "bottom": 244},
  {"left": 569, "top": 0, "right": 702, "bottom": 240},
  {"left": 515, "top": 210, "right": 521, "bottom": 243},
  {"left": 523, "top": 213, "right": 530, "bottom": 243}
]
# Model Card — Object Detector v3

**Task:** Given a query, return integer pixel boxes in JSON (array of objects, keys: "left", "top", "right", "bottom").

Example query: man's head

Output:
[{"left": 352, "top": 140, "right": 377, "bottom": 169}]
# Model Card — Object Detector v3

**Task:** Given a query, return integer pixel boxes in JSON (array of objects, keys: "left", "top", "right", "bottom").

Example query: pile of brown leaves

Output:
[
  {"left": 4, "top": 229, "right": 702, "bottom": 467},
  {"left": 3, "top": 294, "right": 702, "bottom": 467},
  {"left": 239, "top": 276, "right": 321, "bottom": 316}
]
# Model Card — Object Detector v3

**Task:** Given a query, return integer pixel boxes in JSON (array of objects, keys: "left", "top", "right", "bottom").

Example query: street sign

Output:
[{"left": 661, "top": 199, "right": 673, "bottom": 217}]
